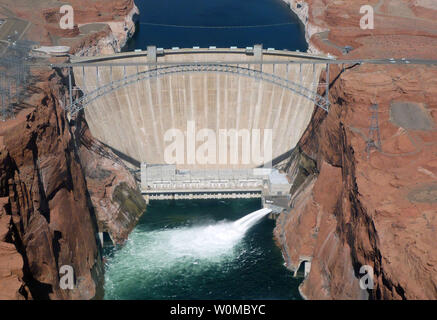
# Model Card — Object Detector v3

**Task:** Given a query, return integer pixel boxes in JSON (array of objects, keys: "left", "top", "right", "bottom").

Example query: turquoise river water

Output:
[{"left": 104, "top": 199, "right": 302, "bottom": 299}]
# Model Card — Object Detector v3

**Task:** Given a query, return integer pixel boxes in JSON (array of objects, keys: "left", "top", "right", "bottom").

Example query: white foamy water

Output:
[
  {"left": 168, "top": 208, "right": 272, "bottom": 259},
  {"left": 104, "top": 208, "right": 271, "bottom": 299}
]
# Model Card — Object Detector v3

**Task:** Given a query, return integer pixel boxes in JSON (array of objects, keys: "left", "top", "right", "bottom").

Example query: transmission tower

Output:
[
  {"left": 366, "top": 103, "right": 382, "bottom": 159},
  {"left": 0, "top": 40, "right": 34, "bottom": 120}
]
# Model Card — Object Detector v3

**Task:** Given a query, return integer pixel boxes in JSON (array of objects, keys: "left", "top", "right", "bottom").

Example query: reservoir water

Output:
[
  {"left": 124, "top": 0, "right": 308, "bottom": 51},
  {"left": 104, "top": 199, "right": 302, "bottom": 299},
  {"left": 104, "top": 0, "right": 307, "bottom": 299}
]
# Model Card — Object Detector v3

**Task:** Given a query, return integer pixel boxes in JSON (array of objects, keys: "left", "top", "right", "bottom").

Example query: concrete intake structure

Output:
[{"left": 71, "top": 46, "right": 330, "bottom": 169}]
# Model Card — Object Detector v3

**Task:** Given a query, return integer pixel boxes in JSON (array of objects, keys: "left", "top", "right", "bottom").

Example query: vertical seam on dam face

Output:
[
  {"left": 168, "top": 76, "right": 175, "bottom": 130},
  {"left": 124, "top": 78, "right": 141, "bottom": 161},
  {"left": 147, "top": 79, "right": 162, "bottom": 155},
  {"left": 284, "top": 65, "right": 302, "bottom": 153},
  {"left": 236, "top": 76, "right": 242, "bottom": 131},
  {"left": 253, "top": 81, "right": 263, "bottom": 130},
  {"left": 73, "top": 51, "right": 324, "bottom": 169},
  {"left": 224, "top": 75, "right": 229, "bottom": 134},
  {"left": 135, "top": 67, "right": 148, "bottom": 156},
  {"left": 189, "top": 74, "right": 194, "bottom": 122},
  {"left": 203, "top": 76, "right": 208, "bottom": 129},
  {"left": 216, "top": 73, "right": 220, "bottom": 133}
]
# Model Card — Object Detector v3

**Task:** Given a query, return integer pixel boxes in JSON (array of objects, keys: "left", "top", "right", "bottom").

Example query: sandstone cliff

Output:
[
  {"left": 0, "top": 68, "right": 146, "bottom": 301},
  {"left": 0, "top": 0, "right": 144, "bottom": 299},
  {"left": 74, "top": 113, "right": 146, "bottom": 245},
  {"left": 275, "top": 0, "right": 437, "bottom": 299},
  {"left": 0, "top": 68, "right": 104, "bottom": 299}
]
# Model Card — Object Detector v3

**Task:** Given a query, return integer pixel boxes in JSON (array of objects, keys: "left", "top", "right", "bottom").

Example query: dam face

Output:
[{"left": 73, "top": 48, "right": 326, "bottom": 168}]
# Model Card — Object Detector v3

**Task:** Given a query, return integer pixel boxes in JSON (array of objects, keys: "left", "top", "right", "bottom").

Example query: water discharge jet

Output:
[
  {"left": 233, "top": 208, "right": 272, "bottom": 233},
  {"left": 168, "top": 208, "right": 272, "bottom": 258},
  {"left": 104, "top": 205, "right": 282, "bottom": 299}
]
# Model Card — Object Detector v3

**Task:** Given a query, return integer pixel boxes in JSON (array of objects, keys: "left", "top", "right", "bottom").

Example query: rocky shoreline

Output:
[
  {"left": 73, "top": 4, "right": 139, "bottom": 56},
  {"left": 282, "top": 0, "right": 326, "bottom": 54}
]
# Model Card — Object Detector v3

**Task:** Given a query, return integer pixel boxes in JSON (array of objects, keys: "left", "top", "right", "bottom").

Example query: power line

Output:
[{"left": 138, "top": 22, "right": 298, "bottom": 29}]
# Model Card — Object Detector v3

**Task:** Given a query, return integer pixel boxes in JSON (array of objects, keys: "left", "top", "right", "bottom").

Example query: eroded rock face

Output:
[
  {"left": 275, "top": 62, "right": 437, "bottom": 299},
  {"left": 0, "top": 0, "right": 142, "bottom": 300},
  {"left": 74, "top": 115, "right": 146, "bottom": 245},
  {"left": 0, "top": 197, "right": 27, "bottom": 299},
  {"left": 276, "top": 0, "right": 437, "bottom": 300},
  {"left": 0, "top": 66, "right": 146, "bottom": 299},
  {"left": 0, "top": 69, "right": 104, "bottom": 300}
]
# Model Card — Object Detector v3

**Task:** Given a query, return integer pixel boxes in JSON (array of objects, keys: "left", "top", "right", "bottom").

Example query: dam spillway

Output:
[{"left": 71, "top": 47, "right": 329, "bottom": 168}]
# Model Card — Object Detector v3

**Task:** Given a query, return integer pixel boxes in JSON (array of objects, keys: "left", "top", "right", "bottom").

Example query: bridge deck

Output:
[{"left": 69, "top": 47, "right": 333, "bottom": 64}]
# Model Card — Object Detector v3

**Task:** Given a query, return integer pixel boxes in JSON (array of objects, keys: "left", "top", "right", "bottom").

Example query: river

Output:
[{"left": 104, "top": 199, "right": 302, "bottom": 299}]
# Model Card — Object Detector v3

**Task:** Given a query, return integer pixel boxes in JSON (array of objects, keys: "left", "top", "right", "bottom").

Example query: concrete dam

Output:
[{"left": 70, "top": 46, "right": 330, "bottom": 169}]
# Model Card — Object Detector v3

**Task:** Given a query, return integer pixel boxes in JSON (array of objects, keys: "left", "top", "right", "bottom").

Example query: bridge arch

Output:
[
  {"left": 67, "top": 63, "right": 330, "bottom": 115},
  {"left": 65, "top": 49, "right": 330, "bottom": 167}
]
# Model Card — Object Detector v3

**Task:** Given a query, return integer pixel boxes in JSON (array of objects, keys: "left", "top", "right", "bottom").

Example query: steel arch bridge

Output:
[{"left": 63, "top": 63, "right": 331, "bottom": 115}]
